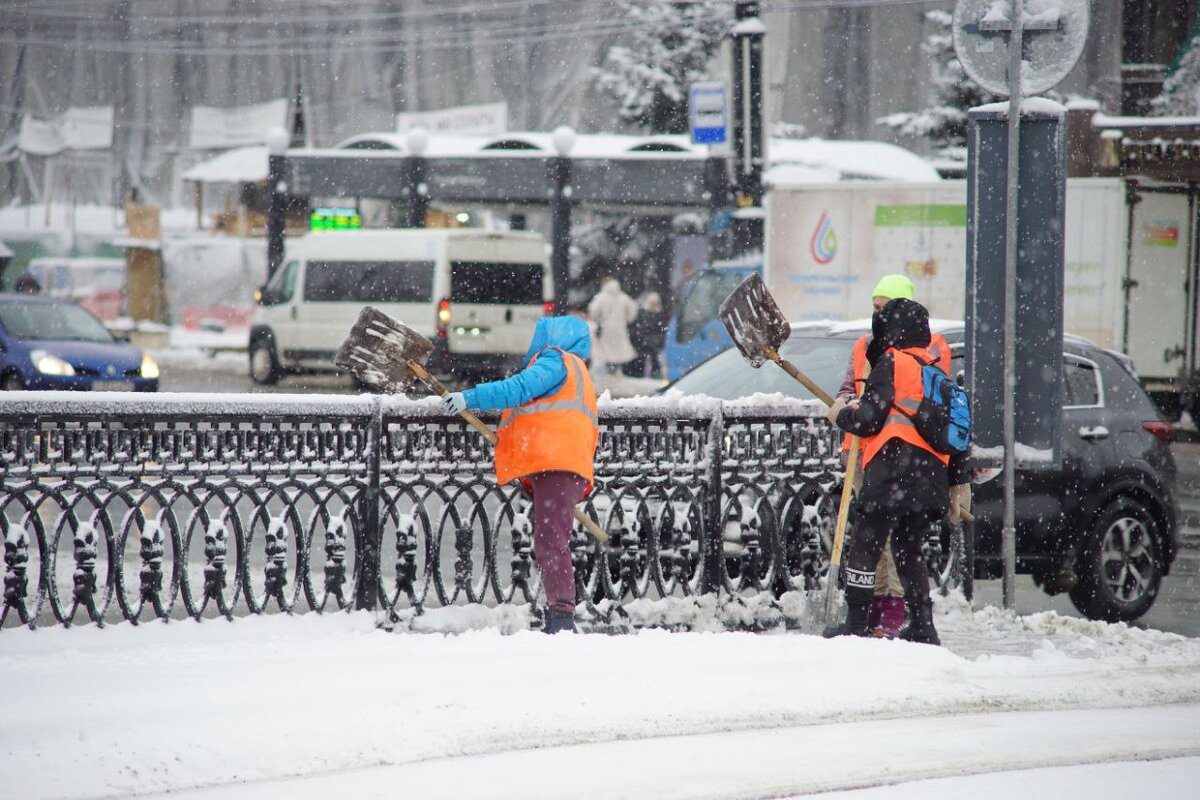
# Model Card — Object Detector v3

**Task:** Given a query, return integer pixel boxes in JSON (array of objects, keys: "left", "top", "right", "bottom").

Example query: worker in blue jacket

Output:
[{"left": 444, "top": 316, "right": 599, "bottom": 634}]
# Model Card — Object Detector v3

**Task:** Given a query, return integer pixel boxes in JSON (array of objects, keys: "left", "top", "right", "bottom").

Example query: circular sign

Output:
[{"left": 952, "top": 0, "right": 1090, "bottom": 97}]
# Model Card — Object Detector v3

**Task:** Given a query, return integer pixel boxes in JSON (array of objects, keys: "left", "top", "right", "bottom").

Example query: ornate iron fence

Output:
[{"left": 0, "top": 393, "right": 848, "bottom": 630}]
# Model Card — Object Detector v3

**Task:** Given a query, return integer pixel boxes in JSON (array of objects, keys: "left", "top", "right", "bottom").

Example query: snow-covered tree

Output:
[
  {"left": 1151, "top": 12, "right": 1200, "bottom": 116},
  {"left": 592, "top": 0, "right": 732, "bottom": 134},
  {"left": 877, "top": 10, "right": 999, "bottom": 160}
]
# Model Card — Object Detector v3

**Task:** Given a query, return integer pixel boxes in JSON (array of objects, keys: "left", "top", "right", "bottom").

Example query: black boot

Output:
[
  {"left": 543, "top": 606, "right": 577, "bottom": 635},
  {"left": 822, "top": 600, "right": 871, "bottom": 638},
  {"left": 899, "top": 596, "right": 940, "bottom": 646}
]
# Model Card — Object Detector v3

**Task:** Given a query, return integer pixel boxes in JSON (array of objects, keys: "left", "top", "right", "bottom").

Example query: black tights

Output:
[{"left": 841, "top": 508, "right": 940, "bottom": 607}]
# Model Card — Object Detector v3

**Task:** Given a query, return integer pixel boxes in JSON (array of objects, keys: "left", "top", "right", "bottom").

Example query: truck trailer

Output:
[{"left": 763, "top": 177, "right": 1200, "bottom": 420}]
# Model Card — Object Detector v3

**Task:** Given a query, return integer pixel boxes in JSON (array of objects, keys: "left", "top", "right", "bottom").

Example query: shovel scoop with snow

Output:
[{"left": 717, "top": 273, "right": 836, "bottom": 406}]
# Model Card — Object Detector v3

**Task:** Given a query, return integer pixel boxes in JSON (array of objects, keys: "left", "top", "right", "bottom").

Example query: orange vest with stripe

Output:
[
  {"left": 842, "top": 332, "right": 950, "bottom": 454},
  {"left": 495, "top": 348, "right": 599, "bottom": 494},
  {"left": 860, "top": 345, "right": 950, "bottom": 468}
]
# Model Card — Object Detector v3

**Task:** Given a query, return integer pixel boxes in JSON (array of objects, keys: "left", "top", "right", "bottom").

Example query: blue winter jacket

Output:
[{"left": 462, "top": 316, "right": 592, "bottom": 411}]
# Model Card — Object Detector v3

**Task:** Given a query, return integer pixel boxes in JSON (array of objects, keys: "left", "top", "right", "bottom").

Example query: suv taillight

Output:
[
  {"left": 543, "top": 301, "right": 554, "bottom": 316},
  {"left": 436, "top": 298, "right": 451, "bottom": 338},
  {"left": 1141, "top": 421, "right": 1174, "bottom": 444}
]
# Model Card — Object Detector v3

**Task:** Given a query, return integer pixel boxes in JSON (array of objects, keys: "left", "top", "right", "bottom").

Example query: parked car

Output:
[
  {"left": 0, "top": 294, "right": 159, "bottom": 391},
  {"left": 666, "top": 320, "right": 1180, "bottom": 623}
]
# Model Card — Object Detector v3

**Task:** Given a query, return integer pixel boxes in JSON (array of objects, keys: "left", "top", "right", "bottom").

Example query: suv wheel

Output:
[
  {"left": 1069, "top": 498, "right": 1163, "bottom": 622},
  {"left": 249, "top": 335, "right": 282, "bottom": 385}
]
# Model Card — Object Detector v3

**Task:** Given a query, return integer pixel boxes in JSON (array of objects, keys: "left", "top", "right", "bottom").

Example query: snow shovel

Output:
[
  {"left": 334, "top": 306, "right": 608, "bottom": 542},
  {"left": 718, "top": 273, "right": 850, "bottom": 626},
  {"left": 717, "top": 273, "right": 836, "bottom": 406}
]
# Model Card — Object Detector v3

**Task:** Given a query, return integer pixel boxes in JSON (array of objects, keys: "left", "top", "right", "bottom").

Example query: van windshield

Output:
[
  {"left": 451, "top": 262, "right": 543, "bottom": 305},
  {"left": 304, "top": 260, "right": 435, "bottom": 303}
]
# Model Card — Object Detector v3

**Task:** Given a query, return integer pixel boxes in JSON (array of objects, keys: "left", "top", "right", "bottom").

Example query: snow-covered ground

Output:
[{"left": 3, "top": 593, "right": 1199, "bottom": 799}]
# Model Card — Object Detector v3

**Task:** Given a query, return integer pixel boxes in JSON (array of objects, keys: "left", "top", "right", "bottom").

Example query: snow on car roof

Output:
[{"left": 789, "top": 318, "right": 1098, "bottom": 349}]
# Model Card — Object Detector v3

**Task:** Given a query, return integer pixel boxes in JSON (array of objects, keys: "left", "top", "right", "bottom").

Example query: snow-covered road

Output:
[
  {"left": 134, "top": 708, "right": 1200, "bottom": 800},
  {"left": 3, "top": 594, "right": 1199, "bottom": 799}
]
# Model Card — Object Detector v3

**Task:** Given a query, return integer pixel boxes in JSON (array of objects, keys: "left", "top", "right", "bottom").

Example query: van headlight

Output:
[
  {"left": 140, "top": 355, "right": 160, "bottom": 379},
  {"left": 31, "top": 350, "right": 75, "bottom": 377}
]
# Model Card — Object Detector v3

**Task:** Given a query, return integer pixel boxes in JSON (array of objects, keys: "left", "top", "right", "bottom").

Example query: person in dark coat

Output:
[
  {"left": 625, "top": 291, "right": 665, "bottom": 377},
  {"left": 824, "top": 297, "right": 970, "bottom": 644}
]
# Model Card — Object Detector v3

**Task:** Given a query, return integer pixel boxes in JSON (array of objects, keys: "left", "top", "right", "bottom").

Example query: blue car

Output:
[
  {"left": 664, "top": 262, "right": 760, "bottom": 380},
  {"left": 0, "top": 294, "right": 159, "bottom": 391}
]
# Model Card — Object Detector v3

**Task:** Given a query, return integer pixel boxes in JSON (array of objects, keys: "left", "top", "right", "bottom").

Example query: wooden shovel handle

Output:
[
  {"left": 765, "top": 347, "right": 836, "bottom": 407},
  {"left": 406, "top": 359, "right": 608, "bottom": 542},
  {"left": 573, "top": 508, "right": 609, "bottom": 542},
  {"left": 830, "top": 437, "right": 858, "bottom": 567}
]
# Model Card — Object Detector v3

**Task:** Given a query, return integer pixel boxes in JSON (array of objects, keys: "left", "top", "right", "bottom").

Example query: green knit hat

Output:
[{"left": 871, "top": 274, "right": 915, "bottom": 300}]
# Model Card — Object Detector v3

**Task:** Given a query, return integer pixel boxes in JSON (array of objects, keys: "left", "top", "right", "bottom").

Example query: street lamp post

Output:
[
  {"left": 729, "top": 0, "right": 765, "bottom": 254},
  {"left": 265, "top": 126, "right": 289, "bottom": 282},
  {"left": 548, "top": 125, "right": 576, "bottom": 314},
  {"left": 404, "top": 126, "right": 429, "bottom": 228}
]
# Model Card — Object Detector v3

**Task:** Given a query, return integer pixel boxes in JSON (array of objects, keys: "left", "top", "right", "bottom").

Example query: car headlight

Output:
[
  {"left": 140, "top": 355, "right": 160, "bottom": 379},
  {"left": 30, "top": 349, "right": 75, "bottom": 377}
]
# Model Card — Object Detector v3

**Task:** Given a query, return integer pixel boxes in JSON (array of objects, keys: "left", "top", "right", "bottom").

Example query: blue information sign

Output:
[{"left": 689, "top": 82, "right": 727, "bottom": 145}]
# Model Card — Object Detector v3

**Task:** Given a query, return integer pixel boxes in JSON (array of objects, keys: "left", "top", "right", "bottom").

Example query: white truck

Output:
[{"left": 764, "top": 177, "right": 1200, "bottom": 419}]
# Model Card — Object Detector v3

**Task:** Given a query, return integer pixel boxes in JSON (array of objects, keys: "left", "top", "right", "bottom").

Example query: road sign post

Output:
[{"left": 955, "top": 0, "right": 1089, "bottom": 610}]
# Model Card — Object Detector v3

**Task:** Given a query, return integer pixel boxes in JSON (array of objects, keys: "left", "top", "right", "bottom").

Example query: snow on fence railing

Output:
[{"left": 0, "top": 393, "right": 844, "bottom": 630}]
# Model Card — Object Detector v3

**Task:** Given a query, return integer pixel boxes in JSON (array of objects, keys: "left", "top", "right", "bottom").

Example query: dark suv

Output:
[{"left": 666, "top": 321, "right": 1180, "bottom": 622}]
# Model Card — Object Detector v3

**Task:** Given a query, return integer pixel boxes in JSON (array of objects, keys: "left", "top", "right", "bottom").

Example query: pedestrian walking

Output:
[
  {"left": 626, "top": 290, "right": 665, "bottom": 378},
  {"left": 825, "top": 298, "right": 970, "bottom": 644},
  {"left": 836, "top": 274, "right": 962, "bottom": 638},
  {"left": 587, "top": 277, "right": 638, "bottom": 373},
  {"left": 442, "top": 316, "right": 599, "bottom": 634}
]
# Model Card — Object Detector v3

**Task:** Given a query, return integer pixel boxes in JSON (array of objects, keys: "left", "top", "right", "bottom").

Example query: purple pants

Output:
[{"left": 527, "top": 470, "right": 588, "bottom": 613}]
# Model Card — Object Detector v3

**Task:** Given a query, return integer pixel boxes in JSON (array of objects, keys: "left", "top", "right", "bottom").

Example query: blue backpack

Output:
[{"left": 898, "top": 352, "right": 971, "bottom": 456}]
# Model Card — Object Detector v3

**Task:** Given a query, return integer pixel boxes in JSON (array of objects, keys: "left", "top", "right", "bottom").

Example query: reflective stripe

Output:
[
  {"left": 498, "top": 358, "right": 598, "bottom": 430},
  {"left": 861, "top": 345, "right": 948, "bottom": 467}
]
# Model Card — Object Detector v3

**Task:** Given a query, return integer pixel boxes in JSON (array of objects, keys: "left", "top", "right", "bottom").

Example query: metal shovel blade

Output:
[
  {"left": 718, "top": 273, "right": 792, "bottom": 368},
  {"left": 333, "top": 306, "right": 433, "bottom": 393}
]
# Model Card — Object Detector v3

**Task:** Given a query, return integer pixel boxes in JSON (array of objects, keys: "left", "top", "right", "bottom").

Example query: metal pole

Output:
[
  {"left": 549, "top": 155, "right": 572, "bottom": 314},
  {"left": 702, "top": 410, "right": 724, "bottom": 594},
  {"left": 704, "top": 154, "right": 729, "bottom": 263},
  {"left": 1001, "top": 0, "right": 1024, "bottom": 611},
  {"left": 404, "top": 156, "right": 428, "bottom": 229},
  {"left": 354, "top": 397, "right": 383, "bottom": 611},
  {"left": 729, "top": 0, "right": 765, "bottom": 255},
  {"left": 266, "top": 152, "right": 286, "bottom": 282}
]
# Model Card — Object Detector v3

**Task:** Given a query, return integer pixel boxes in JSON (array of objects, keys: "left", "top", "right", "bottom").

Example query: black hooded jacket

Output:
[{"left": 835, "top": 298, "right": 968, "bottom": 514}]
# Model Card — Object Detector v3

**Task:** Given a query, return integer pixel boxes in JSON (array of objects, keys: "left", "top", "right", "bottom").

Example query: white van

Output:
[{"left": 249, "top": 229, "right": 552, "bottom": 383}]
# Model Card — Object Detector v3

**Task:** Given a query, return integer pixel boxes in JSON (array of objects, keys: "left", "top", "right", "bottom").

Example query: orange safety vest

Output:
[
  {"left": 860, "top": 345, "right": 950, "bottom": 468},
  {"left": 841, "top": 332, "right": 950, "bottom": 454},
  {"left": 495, "top": 348, "right": 599, "bottom": 494}
]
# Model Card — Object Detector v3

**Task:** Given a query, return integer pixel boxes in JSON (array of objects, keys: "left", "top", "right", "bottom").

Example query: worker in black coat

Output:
[{"left": 824, "top": 297, "right": 970, "bottom": 644}]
